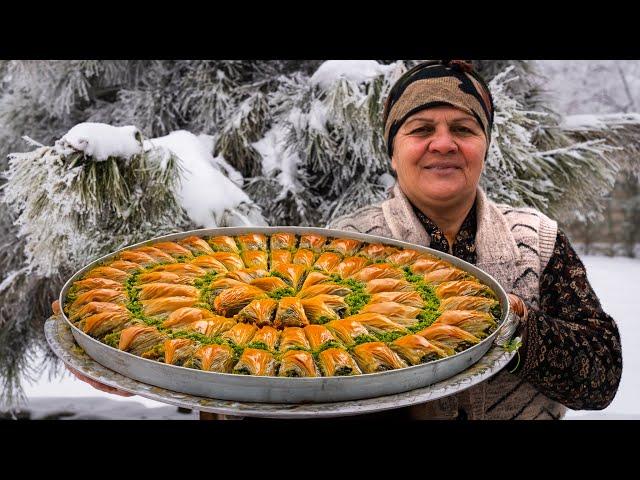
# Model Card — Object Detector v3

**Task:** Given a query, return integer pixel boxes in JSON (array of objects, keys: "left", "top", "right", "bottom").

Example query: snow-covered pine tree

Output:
[
  {"left": 480, "top": 65, "right": 620, "bottom": 221},
  {"left": 559, "top": 113, "right": 640, "bottom": 254},
  {"left": 245, "top": 61, "right": 403, "bottom": 227},
  {"left": 560, "top": 112, "right": 640, "bottom": 216},
  {"left": 0, "top": 125, "right": 192, "bottom": 406},
  {"left": 475, "top": 60, "right": 552, "bottom": 113},
  {"left": 475, "top": 61, "right": 630, "bottom": 223},
  {"left": 539, "top": 60, "right": 640, "bottom": 117},
  {"left": 560, "top": 114, "right": 640, "bottom": 177},
  {"left": 535, "top": 61, "right": 640, "bottom": 257},
  {"left": 3, "top": 127, "right": 193, "bottom": 276},
  {"left": 0, "top": 122, "right": 265, "bottom": 407}
]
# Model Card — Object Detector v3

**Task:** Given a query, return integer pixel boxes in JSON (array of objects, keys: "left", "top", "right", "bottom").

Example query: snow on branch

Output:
[
  {"left": 483, "top": 67, "right": 621, "bottom": 221},
  {"left": 561, "top": 113, "right": 640, "bottom": 177}
]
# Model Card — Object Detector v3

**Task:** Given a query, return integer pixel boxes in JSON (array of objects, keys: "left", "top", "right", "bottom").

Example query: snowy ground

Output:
[
  {"left": 9, "top": 255, "right": 638, "bottom": 420},
  {"left": 10, "top": 371, "right": 197, "bottom": 420}
]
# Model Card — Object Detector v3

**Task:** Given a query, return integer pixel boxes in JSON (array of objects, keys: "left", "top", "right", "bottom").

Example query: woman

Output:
[{"left": 328, "top": 60, "right": 623, "bottom": 419}]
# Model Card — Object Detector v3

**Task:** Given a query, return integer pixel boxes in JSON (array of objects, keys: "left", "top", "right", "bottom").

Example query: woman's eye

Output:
[{"left": 453, "top": 126, "right": 474, "bottom": 134}]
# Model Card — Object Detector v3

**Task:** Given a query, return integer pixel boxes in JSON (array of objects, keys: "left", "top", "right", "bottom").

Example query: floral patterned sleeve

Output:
[{"left": 513, "top": 230, "right": 623, "bottom": 410}]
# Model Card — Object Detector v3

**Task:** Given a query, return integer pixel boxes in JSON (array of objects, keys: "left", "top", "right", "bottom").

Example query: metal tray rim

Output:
[{"left": 46, "top": 315, "right": 516, "bottom": 417}]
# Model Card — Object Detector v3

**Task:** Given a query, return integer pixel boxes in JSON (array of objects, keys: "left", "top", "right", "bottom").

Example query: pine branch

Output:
[{"left": 482, "top": 67, "right": 619, "bottom": 222}]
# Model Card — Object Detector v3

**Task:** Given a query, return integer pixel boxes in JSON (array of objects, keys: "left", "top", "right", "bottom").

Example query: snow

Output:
[
  {"left": 53, "top": 124, "right": 261, "bottom": 229},
  {"left": 310, "top": 60, "right": 395, "bottom": 90},
  {"left": 286, "top": 106, "right": 305, "bottom": 132},
  {"left": 145, "top": 131, "right": 262, "bottom": 228},
  {"left": 10, "top": 398, "right": 193, "bottom": 420},
  {"left": 378, "top": 173, "right": 396, "bottom": 190},
  {"left": 195, "top": 133, "right": 216, "bottom": 157},
  {"left": 211, "top": 155, "right": 244, "bottom": 188},
  {"left": 252, "top": 126, "right": 282, "bottom": 176},
  {"left": 561, "top": 114, "right": 607, "bottom": 130},
  {"left": 198, "top": 133, "right": 244, "bottom": 188},
  {"left": 231, "top": 97, "right": 256, "bottom": 129},
  {"left": 10, "top": 255, "right": 639, "bottom": 419},
  {"left": 252, "top": 125, "right": 301, "bottom": 198},
  {"left": 0, "top": 267, "right": 27, "bottom": 294},
  {"left": 562, "top": 113, "right": 640, "bottom": 130},
  {"left": 56, "top": 123, "right": 143, "bottom": 161},
  {"left": 13, "top": 364, "right": 196, "bottom": 419},
  {"left": 307, "top": 100, "right": 328, "bottom": 134},
  {"left": 537, "top": 60, "right": 640, "bottom": 116},
  {"left": 196, "top": 134, "right": 244, "bottom": 188}
]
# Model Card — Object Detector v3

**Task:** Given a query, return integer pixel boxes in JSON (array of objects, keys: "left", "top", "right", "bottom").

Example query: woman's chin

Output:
[
  {"left": 416, "top": 179, "right": 468, "bottom": 203},
  {"left": 421, "top": 191, "right": 461, "bottom": 204}
]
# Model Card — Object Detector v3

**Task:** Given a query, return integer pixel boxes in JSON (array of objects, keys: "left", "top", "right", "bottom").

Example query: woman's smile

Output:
[{"left": 423, "top": 162, "right": 464, "bottom": 174}]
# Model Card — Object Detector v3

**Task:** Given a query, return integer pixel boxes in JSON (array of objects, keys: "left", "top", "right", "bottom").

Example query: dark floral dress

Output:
[{"left": 412, "top": 203, "right": 623, "bottom": 410}]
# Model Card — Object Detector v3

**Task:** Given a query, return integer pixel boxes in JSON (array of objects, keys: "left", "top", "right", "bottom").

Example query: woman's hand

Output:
[
  {"left": 51, "top": 300, "right": 134, "bottom": 398},
  {"left": 507, "top": 293, "right": 528, "bottom": 319},
  {"left": 67, "top": 366, "right": 134, "bottom": 397}
]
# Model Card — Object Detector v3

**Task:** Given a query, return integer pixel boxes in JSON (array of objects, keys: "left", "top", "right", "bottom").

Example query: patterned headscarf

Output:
[{"left": 383, "top": 60, "right": 494, "bottom": 157}]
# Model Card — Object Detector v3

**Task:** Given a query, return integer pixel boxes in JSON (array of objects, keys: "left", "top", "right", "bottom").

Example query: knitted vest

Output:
[{"left": 329, "top": 183, "right": 568, "bottom": 420}]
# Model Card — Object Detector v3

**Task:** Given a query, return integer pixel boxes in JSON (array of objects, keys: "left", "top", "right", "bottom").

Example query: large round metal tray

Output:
[
  {"left": 45, "top": 314, "right": 517, "bottom": 418},
  {"left": 57, "top": 226, "right": 514, "bottom": 404}
]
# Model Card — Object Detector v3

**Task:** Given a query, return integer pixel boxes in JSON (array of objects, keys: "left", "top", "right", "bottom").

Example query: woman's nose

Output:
[{"left": 427, "top": 128, "right": 458, "bottom": 155}]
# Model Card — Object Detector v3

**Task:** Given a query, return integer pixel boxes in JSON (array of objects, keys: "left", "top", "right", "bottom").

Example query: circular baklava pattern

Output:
[{"left": 63, "top": 233, "right": 502, "bottom": 377}]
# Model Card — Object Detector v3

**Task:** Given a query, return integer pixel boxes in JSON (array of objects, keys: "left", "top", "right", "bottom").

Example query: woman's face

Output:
[{"left": 391, "top": 105, "right": 487, "bottom": 209}]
